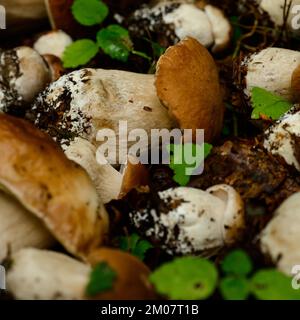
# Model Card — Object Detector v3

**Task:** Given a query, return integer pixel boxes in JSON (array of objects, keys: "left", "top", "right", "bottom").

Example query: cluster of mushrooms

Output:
[{"left": 0, "top": 0, "right": 300, "bottom": 300}]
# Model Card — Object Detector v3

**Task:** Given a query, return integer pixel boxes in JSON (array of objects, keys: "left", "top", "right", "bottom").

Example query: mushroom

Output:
[
  {"left": 264, "top": 105, "right": 300, "bottom": 171},
  {"left": 33, "top": 30, "right": 73, "bottom": 59},
  {"left": 28, "top": 67, "right": 176, "bottom": 161},
  {"left": 129, "top": 184, "right": 244, "bottom": 256},
  {"left": 240, "top": 47, "right": 300, "bottom": 103},
  {"left": 0, "top": 46, "right": 51, "bottom": 104},
  {"left": 0, "top": 114, "right": 109, "bottom": 259},
  {"left": 28, "top": 37, "right": 223, "bottom": 159},
  {"left": 7, "top": 248, "right": 91, "bottom": 300},
  {"left": 7, "top": 248, "right": 156, "bottom": 300},
  {"left": 128, "top": 1, "right": 231, "bottom": 52},
  {"left": 258, "top": 0, "right": 300, "bottom": 33},
  {"left": 260, "top": 191, "right": 300, "bottom": 275},
  {"left": 65, "top": 138, "right": 149, "bottom": 203},
  {"left": 156, "top": 37, "right": 224, "bottom": 142},
  {"left": 0, "top": 191, "right": 54, "bottom": 263}
]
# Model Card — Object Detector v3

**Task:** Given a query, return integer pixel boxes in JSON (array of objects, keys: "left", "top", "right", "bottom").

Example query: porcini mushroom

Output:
[
  {"left": 128, "top": 1, "right": 231, "bottom": 52},
  {"left": 33, "top": 30, "right": 73, "bottom": 59},
  {"left": 7, "top": 248, "right": 156, "bottom": 300},
  {"left": 65, "top": 138, "right": 149, "bottom": 203},
  {"left": 0, "top": 46, "right": 51, "bottom": 104},
  {"left": 260, "top": 191, "right": 300, "bottom": 275},
  {"left": 241, "top": 47, "right": 300, "bottom": 103},
  {"left": 0, "top": 191, "right": 54, "bottom": 263},
  {"left": 156, "top": 37, "right": 224, "bottom": 142},
  {"left": 264, "top": 105, "right": 300, "bottom": 171},
  {"left": 0, "top": 114, "right": 109, "bottom": 259},
  {"left": 129, "top": 184, "right": 244, "bottom": 256},
  {"left": 28, "top": 67, "right": 175, "bottom": 160}
]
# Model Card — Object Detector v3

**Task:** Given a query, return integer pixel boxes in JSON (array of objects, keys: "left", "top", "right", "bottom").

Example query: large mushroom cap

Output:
[
  {"left": 155, "top": 37, "right": 224, "bottom": 142},
  {"left": 0, "top": 114, "right": 109, "bottom": 258}
]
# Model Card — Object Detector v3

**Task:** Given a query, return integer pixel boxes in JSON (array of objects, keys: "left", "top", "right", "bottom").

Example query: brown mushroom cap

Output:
[
  {"left": 155, "top": 37, "right": 224, "bottom": 142},
  {"left": 86, "top": 248, "right": 156, "bottom": 300},
  {"left": 0, "top": 114, "right": 109, "bottom": 259},
  {"left": 118, "top": 155, "right": 150, "bottom": 199}
]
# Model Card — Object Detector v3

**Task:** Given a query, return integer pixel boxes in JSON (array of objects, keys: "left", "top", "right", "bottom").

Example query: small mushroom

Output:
[
  {"left": 260, "top": 191, "right": 300, "bottom": 275},
  {"left": 264, "top": 105, "right": 300, "bottom": 171},
  {"left": 0, "top": 46, "right": 51, "bottom": 103},
  {"left": 156, "top": 37, "right": 224, "bottom": 142},
  {"left": 33, "top": 30, "right": 73, "bottom": 59},
  {"left": 7, "top": 248, "right": 156, "bottom": 300},
  {"left": 0, "top": 114, "right": 109, "bottom": 259},
  {"left": 258, "top": 0, "right": 300, "bottom": 33},
  {"left": 129, "top": 184, "right": 244, "bottom": 256},
  {"left": 65, "top": 138, "right": 149, "bottom": 203},
  {"left": 128, "top": 1, "right": 231, "bottom": 52},
  {"left": 65, "top": 137, "right": 123, "bottom": 204},
  {"left": 0, "top": 191, "right": 54, "bottom": 263},
  {"left": 240, "top": 47, "right": 300, "bottom": 103}
]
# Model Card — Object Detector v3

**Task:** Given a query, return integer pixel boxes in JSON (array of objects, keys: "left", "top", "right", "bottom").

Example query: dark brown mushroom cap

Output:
[
  {"left": 0, "top": 114, "right": 109, "bottom": 259},
  {"left": 86, "top": 248, "right": 156, "bottom": 300},
  {"left": 155, "top": 37, "right": 224, "bottom": 142}
]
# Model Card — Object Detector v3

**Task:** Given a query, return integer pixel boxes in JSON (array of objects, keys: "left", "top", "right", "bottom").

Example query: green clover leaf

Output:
[
  {"left": 62, "top": 39, "right": 99, "bottom": 68},
  {"left": 119, "top": 233, "right": 153, "bottom": 261},
  {"left": 97, "top": 25, "right": 132, "bottom": 62},
  {"left": 251, "top": 87, "right": 292, "bottom": 120},
  {"left": 150, "top": 257, "right": 218, "bottom": 300},
  {"left": 221, "top": 249, "right": 253, "bottom": 277},
  {"left": 86, "top": 262, "right": 117, "bottom": 297},
  {"left": 72, "top": 0, "right": 109, "bottom": 26}
]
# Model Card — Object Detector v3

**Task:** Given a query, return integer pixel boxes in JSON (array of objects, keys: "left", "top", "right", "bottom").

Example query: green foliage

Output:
[
  {"left": 72, "top": 0, "right": 109, "bottom": 26},
  {"left": 62, "top": 39, "right": 99, "bottom": 68},
  {"left": 220, "top": 276, "right": 250, "bottom": 300},
  {"left": 251, "top": 269, "right": 300, "bottom": 300},
  {"left": 167, "top": 143, "right": 213, "bottom": 186},
  {"left": 86, "top": 262, "right": 117, "bottom": 296},
  {"left": 119, "top": 233, "right": 153, "bottom": 261},
  {"left": 251, "top": 87, "right": 292, "bottom": 120},
  {"left": 221, "top": 249, "right": 253, "bottom": 276},
  {"left": 97, "top": 25, "right": 132, "bottom": 62},
  {"left": 150, "top": 257, "right": 218, "bottom": 300}
]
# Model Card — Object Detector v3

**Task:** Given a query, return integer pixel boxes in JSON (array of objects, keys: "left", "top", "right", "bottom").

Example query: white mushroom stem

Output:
[
  {"left": 260, "top": 191, "right": 300, "bottom": 275},
  {"left": 243, "top": 47, "right": 300, "bottom": 102},
  {"left": 34, "top": 30, "right": 73, "bottom": 59},
  {"left": 264, "top": 106, "right": 300, "bottom": 171},
  {"left": 7, "top": 248, "right": 90, "bottom": 300},
  {"left": 204, "top": 5, "right": 232, "bottom": 53},
  {"left": 0, "top": 46, "right": 51, "bottom": 103},
  {"left": 0, "top": 191, "right": 54, "bottom": 263}
]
